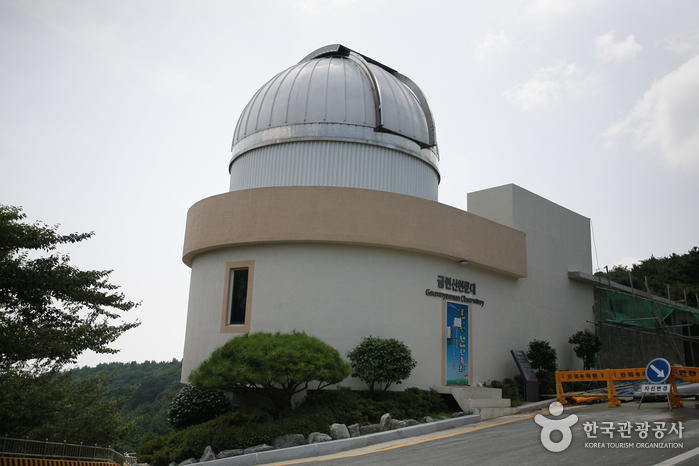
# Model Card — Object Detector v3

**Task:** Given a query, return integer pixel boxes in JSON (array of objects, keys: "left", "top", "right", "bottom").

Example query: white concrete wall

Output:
[{"left": 181, "top": 184, "right": 595, "bottom": 386}]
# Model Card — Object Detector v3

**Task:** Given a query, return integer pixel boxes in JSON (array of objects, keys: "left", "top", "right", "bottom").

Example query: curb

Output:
[{"left": 206, "top": 414, "right": 481, "bottom": 466}]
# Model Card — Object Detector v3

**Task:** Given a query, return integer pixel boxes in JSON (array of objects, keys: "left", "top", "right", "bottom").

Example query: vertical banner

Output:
[{"left": 446, "top": 301, "right": 469, "bottom": 385}]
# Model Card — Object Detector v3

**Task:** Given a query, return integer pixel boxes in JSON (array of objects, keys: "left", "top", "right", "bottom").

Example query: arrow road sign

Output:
[{"left": 645, "top": 358, "right": 671, "bottom": 384}]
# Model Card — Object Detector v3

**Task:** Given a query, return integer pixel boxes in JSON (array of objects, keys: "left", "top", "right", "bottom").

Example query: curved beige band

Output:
[{"left": 182, "top": 186, "right": 527, "bottom": 278}]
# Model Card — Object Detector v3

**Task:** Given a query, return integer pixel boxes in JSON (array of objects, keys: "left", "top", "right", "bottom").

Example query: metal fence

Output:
[{"left": 0, "top": 438, "right": 136, "bottom": 466}]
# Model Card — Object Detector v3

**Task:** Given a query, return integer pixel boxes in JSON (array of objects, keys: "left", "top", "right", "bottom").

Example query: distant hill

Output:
[{"left": 71, "top": 359, "right": 184, "bottom": 453}]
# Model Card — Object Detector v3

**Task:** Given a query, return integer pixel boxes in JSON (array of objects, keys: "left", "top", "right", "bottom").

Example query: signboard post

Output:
[
  {"left": 511, "top": 350, "right": 539, "bottom": 402},
  {"left": 638, "top": 358, "right": 673, "bottom": 410}
]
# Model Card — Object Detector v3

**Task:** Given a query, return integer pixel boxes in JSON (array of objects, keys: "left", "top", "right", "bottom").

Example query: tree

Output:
[
  {"left": 568, "top": 330, "right": 602, "bottom": 370},
  {"left": 346, "top": 336, "right": 417, "bottom": 392},
  {"left": 0, "top": 204, "right": 140, "bottom": 369},
  {"left": 599, "top": 247, "right": 699, "bottom": 307},
  {"left": 188, "top": 331, "right": 351, "bottom": 419},
  {"left": 0, "top": 204, "right": 140, "bottom": 443},
  {"left": 525, "top": 339, "right": 557, "bottom": 373},
  {"left": 167, "top": 384, "right": 233, "bottom": 430}
]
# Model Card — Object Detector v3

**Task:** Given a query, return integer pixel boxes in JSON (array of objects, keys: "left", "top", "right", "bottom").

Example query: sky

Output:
[{"left": 1, "top": 0, "right": 698, "bottom": 368}]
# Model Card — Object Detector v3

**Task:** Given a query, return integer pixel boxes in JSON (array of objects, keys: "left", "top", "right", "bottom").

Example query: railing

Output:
[{"left": 0, "top": 438, "right": 136, "bottom": 466}]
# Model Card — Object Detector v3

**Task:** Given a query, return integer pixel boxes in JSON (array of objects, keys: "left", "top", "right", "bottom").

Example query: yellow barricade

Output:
[{"left": 555, "top": 366, "right": 699, "bottom": 409}]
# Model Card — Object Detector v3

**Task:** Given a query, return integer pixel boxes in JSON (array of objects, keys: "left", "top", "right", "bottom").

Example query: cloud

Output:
[
  {"left": 293, "top": 0, "right": 357, "bottom": 15},
  {"left": 601, "top": 55, "right": 699, "bottom": 171},
  {"left": 525, "top": 0, "right": 599, "bottom": 21},
  {"left": 474, "top": 31, "right": 512, "bottom": 61},
  {"left": 595, "top": 31, "right": 643, "bottom": 64},
  {"left": 661, "top": 30, "right": 699, "bottom": 56},
  {"left": 503, "top": 62, "right": 601, "bottom": 110}
]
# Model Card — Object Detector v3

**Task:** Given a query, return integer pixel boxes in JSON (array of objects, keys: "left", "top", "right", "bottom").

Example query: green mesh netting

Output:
[{"left": 594, "top": 288, "right": 699, "bottom": 330}]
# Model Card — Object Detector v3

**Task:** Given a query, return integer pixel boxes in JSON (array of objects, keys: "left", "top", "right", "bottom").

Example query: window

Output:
[{"left": 221, "top": 261, "right": 254, "bottom": 333}]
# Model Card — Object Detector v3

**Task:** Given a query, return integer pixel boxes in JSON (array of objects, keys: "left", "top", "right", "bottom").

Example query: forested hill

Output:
[{"left": 71, "top": 359, "right": 184, "bottom": 453}]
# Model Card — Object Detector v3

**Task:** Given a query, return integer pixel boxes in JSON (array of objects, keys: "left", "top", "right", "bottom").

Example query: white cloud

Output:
[
  {"left": 293, "top": 0, "right": 357, "bottom": 15},
  {"left": 661, "top": 30, "right": 699, "bottom": 56},
  {"left": 602, "top": 55, "right": 699, "bottom": 171},
  {"left": 474, "top": 31, "right": 512, "bottom": 61},
  {"left": 503, "top": 62, "right": 601, "bottom": 110},
  {"left": 525, "top": 0, "right": 599, "bottom": 21},
  {"left": 595, "top": 31, "right": 643, "bottom": 64}
]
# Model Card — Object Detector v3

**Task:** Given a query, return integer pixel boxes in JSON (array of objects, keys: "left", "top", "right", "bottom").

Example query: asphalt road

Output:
[{"left": 268, "top": 400, "right": 699, "bottom": 466}]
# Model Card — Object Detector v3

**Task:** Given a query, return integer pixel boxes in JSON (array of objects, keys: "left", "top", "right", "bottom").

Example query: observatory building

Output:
[{"left": 180, "top": 45, "right": 594, "bottom": 401}]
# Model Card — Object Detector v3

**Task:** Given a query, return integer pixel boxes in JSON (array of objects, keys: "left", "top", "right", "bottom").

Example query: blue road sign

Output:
[{"left": 646, "top": 358, "right": 671, "bottom": 384}]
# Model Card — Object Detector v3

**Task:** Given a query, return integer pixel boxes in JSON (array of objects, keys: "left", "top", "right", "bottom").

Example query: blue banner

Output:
[{"left": 446, "top": 302, "right": 469, "bottom": 385}]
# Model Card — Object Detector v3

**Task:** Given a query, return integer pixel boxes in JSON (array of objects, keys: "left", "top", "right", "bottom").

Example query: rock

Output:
[
  {"left": 217, "top": 450, "right": 244, "bottom": 459},
  {"left": 379, "top": 413, "right": 392, "bottom": 431},
  {"left": 199, "top": 446, "right": 216, "bottom": 463},
  {"left": 348, "top": 423, "right": 360, "bottom": 437},
  {"left": 169, "top": 462, "right": 178, "bottom": 466},
  {"left": 178, "top": 459, "right": 197, "bottom": 466},
  {"left": 421, "top": 416, "right": 435, "bottom": 423},
  {"left": 439, "top": 415, "right": 449, "bottom": 420},
  {"left": 452, "top": 412, "right": 465, "bottom": 417},
  {"left": 243, "top": 444, "right": 274, "bottom": 454},
  {"left": 308, "top": 432, "right": 333, "bottom": 444},
  {"left": 404, "top": 419, "right": 419, "bottom": 426},
  {"left": 390, "top": 419, "right": 407, "bottom": 429},
  {"left": 272, "top": 434, "right": 307, "bottom": 449},
  {"left": 329, "top": 423, "right": 350, "bottom": 439},
  {"left": 359, "top": 424, "right": 380, "bottom": 435}
]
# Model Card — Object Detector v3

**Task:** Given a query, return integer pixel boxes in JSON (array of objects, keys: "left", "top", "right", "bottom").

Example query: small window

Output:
[{"left": 222, "top": 261, "right": 254, "bottom": 333}]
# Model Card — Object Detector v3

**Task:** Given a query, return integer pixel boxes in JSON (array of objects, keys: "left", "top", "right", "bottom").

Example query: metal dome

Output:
[{"left": 229, "top": 45, "right": 440, "bottom": 200}]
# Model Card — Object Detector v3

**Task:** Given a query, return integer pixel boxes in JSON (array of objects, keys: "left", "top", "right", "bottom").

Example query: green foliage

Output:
[
  {"left": 0, "top": 364, "right": 135, "bottom": 443},
  {"left": 188, "top": 332, "right": 351, "bottom": 419},
  {"left": 0, "top": 204, "right": 140, "bottom": 369},
  {"left": 525, "top": 339, "right": 557, "bottom": 373},
  {"left": 346, "top": 336, "right": 417, "bottom": 391},
  {"left": 0, "top": 204, "right": 140, "bottom": 446},
  {"left": 138, "top": 388, "right": 451, "bottom": 466},
  {"left": 599, "top": 247, "right": 699, "bottom": 307},
  {"left": 167, "top": 384, "right": 233, "bottom": 430},
  {"left": 568, "top": 330, "right": 602, "bottom": 370},
  {"left": 484, "top": 376, "right": 524, "bottom": 405},
  {"left": 71, "top": 359, "right": 184, "bottom": 452}
]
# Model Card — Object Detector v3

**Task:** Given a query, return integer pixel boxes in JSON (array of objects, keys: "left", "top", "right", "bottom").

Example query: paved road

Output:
[{"left": 268, "top": 400, "right": 699, "bottom": 466}]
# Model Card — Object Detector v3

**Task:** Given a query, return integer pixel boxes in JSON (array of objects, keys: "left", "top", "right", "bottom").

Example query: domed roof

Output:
[{"left": 231, "top": 45, "right": 438, "bottom": 169}]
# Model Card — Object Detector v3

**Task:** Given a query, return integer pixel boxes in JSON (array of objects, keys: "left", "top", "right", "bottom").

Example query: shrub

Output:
[
  {"left": 167, "top": 384, "right": 233, "bottom": 430},
  {"left": 347, "top": 336, "right": 417, "bottom": 391},
  {"left": 568, "top": 330, "right": 602, "bottom": 370},
  {"left": 525, "top": 339, "right": 557, "bottom": 373},
  {"left": 188, "top": 331, "right": 351, "bottom": 419}
]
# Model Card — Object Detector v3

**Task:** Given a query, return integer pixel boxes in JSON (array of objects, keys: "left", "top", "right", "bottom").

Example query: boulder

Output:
[
  {"left": 452, "top": 411, "right": 465, "bottom": 417},
  {"left": 404, "top": 419, "right": 419, "bottom": 426},
  {"left": 390, "top": 419, "right": 407, "bottom": 429},
  {"left": 243, "top": 444, "right": 274, "bottom": 454},
  {"left": 217, "top": 450, "right": 244, "bottom": 459},
  {"left": 329, "top": 423, "right": 350, "bottom": 440},
  {"left": 360, "top": 424, "right": 380, "bottom": 435},
  {"left": 272, "top": 434, "right": 307, "bottom": 449},
  {"left": 421, "top": 416, "right": 435, "bottom": 423},
  {"left": 348, "top": 423, "right": 360, "bottom": 437},
  {"left": 178, "top": 459, "right": 197, "bottom": 466},
  {"left": 379, "top": 413, "right": 392, "bottom": 431},
  {"left": 199, "top": 446, "right": 216, "bottom": 463},
  {"left": 308, "top": 432, "right": 333, "bottom": 444}
]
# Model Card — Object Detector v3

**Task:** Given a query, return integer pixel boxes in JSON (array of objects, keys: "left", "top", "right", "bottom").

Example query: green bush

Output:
[
  {"left": 568, "top": 330, "right": 602, "bottom": 370},
  {"left": 347, "top": 337, "right": 417, "bottom": 391},
  {"left": 525, "top": 339, "right": 557, "bottom": 373},
  {"left": 137, "top": 388, "right": 451, "bottom": 466},
  {"left": 167, "top": 384, "right": 233, "bottom": 430},
  {"left": 189, "top": 331, "right": 351, "bottom": 419}
]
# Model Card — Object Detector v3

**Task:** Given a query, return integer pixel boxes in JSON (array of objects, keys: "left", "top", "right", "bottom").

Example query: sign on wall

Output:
[{"left": 446, "top": 301, "right": 469, "bottom": 385}]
